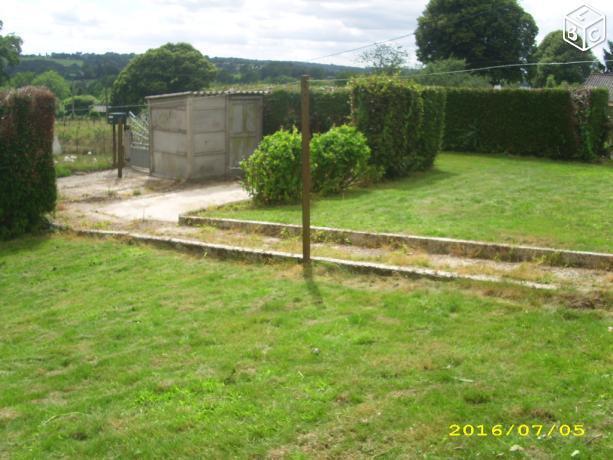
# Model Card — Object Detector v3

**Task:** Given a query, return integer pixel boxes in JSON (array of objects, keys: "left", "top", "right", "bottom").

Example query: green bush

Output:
[
  {"left": 311, "top": 125, "right": 372, "bottom": 195},
  {"left": 350, "top": 76, "right": 446, "bottom": 178},
  {"left": 241, "top": 128, "right": 302, "bottom": 205},
  {"left": 263, "top": 88, "right": 350, "bottom": 135},
  {"left": 62, "top": 94, "right": 99, "bottom": 116},
  {"left": 0, "top": 86, "right": 57, "bottom": 239},
  {"left": 443, "top": 87, "right": 608, "bottom": 161}
]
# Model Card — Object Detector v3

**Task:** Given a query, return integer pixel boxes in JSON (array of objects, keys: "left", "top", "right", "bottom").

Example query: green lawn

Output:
[
  {"left": 207, "top": 153, "right": 613, "bottom": 253},
  {"left": 0, "top": 235, "right": 610, "bottom": 458}
]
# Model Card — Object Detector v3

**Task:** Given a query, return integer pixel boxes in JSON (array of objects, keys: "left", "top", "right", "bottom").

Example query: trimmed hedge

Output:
[
  {"left": 350, "top": 77, "right": 447, "bottom": 178},
  {"left": 263, "top": 88, "right": 351, "bottom": 135},
  {"left": 443, "top": 88, "right": 609, "bottom": 161},
  {"left": 0, "top": 86, "right": 57, "bottom": 239}
]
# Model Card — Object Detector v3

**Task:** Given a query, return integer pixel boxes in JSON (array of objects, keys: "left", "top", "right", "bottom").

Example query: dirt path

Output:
[{"left": 57, "top": 169, "right": 248, "bottom": 222}]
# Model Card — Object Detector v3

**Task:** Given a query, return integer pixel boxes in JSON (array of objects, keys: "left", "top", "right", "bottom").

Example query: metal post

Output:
[
  {"left": 117, "top": 121, "right": 124, "bottom": 179},
  {"left": 301, "top": 75, "right": 311, "bottom": 264}
]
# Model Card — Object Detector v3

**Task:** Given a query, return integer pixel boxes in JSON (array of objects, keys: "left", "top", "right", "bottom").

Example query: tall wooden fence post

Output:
[
  {"left": 112, "top": 122, "right": 117, "bottom": 167},
  {"left": 301, "top": 75, "right": 311, "bottom": 264},
  {"left": 118, "top": 121, "right": 124, "bottom": 179}
]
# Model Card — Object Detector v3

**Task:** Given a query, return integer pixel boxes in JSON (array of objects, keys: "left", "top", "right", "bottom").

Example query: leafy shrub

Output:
[
  {"left": 62, "top": 94, "right": 99, "bottom": 115},
  {"left": 263, "top": 88, "right": 350, "bottom": 135},
  {"left": 311, "top": 125, "right": 372, "bottom": 195},
  {"left": 0, "top": 86, "right": 57, "bottom": 239},
  {"left": 443, "top": 87, "right": 608, "bottom": 161},
  {"left": 350, "top": 76, "right": 446, "bottom": 178},
  {"left": 241, "top": 128, "right": 302, "bottom": 205}
]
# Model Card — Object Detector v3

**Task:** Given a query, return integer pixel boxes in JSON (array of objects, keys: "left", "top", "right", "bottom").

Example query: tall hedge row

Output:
[
  {"left": 443, "top": 88, "right": 609, "bottom": 161},
  {"left": 0, "top": 87, "right": 57, "bottom": 239},
  {"left": 263, "top": 88, "right": 350, "bottom": 135},
  {"left": 350, "top": 77, "right": 447, "bottom": 178}
]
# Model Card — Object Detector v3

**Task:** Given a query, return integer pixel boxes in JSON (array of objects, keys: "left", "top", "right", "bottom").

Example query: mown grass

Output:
[
  {"left": 0, "top": 235, "right": 610, "bottom": 458},
  {"left": 206, "top": 152, "right": 613, "bottom": 253}
]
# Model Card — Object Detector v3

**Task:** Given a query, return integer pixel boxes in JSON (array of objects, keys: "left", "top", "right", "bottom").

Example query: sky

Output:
[{"left": 1, "top": 0, "right": 612, "bottom": 67}]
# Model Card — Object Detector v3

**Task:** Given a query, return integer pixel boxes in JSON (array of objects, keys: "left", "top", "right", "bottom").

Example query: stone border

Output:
[
  {"left": 56, "top": 226, "right": 556, "bottom": 290},
  {"left": 179, "top": 215, "right": 613, "bottom": 271}
]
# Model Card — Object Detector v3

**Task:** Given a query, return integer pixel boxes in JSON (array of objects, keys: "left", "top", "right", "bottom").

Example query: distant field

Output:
[
  {"left": 206, "top": 152, "right": 613, "bottom": 253},
  {"left": 0, "top": 235, "right": 610, "bottom": 458}
]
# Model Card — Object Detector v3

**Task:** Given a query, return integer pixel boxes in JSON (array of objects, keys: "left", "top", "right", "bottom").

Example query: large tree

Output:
[
  {"left": 530, "top": 31, "right": 598, "bottom": 87},
  {"left": 111, "top": 43, "right": 217, "bottom": 105},
  {"left": 0, "top": 20, "right": 22, "bottom": 85},
  {"left": 415, "top": 0, "right": 538, "bottom": 82}
]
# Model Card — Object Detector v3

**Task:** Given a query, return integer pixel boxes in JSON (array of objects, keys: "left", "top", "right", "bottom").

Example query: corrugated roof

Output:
[
  {"left": 583, "top": 73, "right": 613, "bottom": 101},
  {"left": 145, "top": 90, "right": 269, "bottom": 100}
]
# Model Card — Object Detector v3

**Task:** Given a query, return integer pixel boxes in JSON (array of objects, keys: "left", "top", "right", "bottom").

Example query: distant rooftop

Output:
[
  {"left": 583, "top": 73, "right": 613, "bottom": 102},
  {"left": 145, "top": 90, "right": 269, "bottom": 100}
]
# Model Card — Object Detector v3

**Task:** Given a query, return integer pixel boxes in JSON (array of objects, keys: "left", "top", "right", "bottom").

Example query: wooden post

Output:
[
  {"left": 301, "top": 75, "right": 311, "bottom": 264},
  {"left": 117, "top": 121, "right": 124, "bottom": 179},
  {"left": 112, "top": 122, "right": 117, "bottom": 167}
]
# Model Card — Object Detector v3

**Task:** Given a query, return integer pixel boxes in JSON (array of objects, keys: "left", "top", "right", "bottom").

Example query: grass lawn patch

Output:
[
  {"left": 206, "top": 153, "right": 613, "bottom": 253},
  {"left": 0, "top": 235, "right": 610, "bottom": 458},
  {"left": 54, "top": 153, "right": 113, "bottom": 177}
]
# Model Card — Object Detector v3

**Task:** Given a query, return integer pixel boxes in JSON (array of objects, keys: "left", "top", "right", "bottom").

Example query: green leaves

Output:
[
  {"left": 443, "top": 88, "right": 608, "bottom": 161},
  {"left": 350, "top": 76, "right": 446, "bottom": 178},
  {"left": 110, "top": 43, "right": 217, "bottom": 105},
  {"left": 0, "top": 87, "right": 56, "bottom": 239},
  {"left": 242, "top": 125, "right": 374, "bottom": 204}
]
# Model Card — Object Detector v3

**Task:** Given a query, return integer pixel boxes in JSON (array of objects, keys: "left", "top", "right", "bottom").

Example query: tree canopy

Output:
[
  {"left": 32, "top": 70, "right": 71, "bottom": 100},
  {"left": 415, "top": 0, "right": 538, "bottom": 82},
  {"left": 110, "top": 43, "right": 217, "bottom": 105},
  {"left": 0, "top": 20, "right": 22, "bottom": 84},
  {"left": 530, "top": 31, "right": 598, "bottom": 87},
  {"left": 359, "top": 44, "right": 408, "bottom": 75}
]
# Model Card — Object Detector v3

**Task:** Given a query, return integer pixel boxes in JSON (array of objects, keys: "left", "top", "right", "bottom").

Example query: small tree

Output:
[
  {"left": 32, "top": 70, "right": 71, "bottom": 100},
  {"left": 359, "top": 44, "right": 408, "bottom": 75},
  {"left": 603, "top": 40, "right": 613, "bottom": 72}
]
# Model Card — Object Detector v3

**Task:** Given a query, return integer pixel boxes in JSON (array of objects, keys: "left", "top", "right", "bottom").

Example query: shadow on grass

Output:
[
  {"left": 303, "top": 264, "right": 324, "bottom": 307},
  {"left": 0, "top": 231, "right": 52, "bottom": 258}
]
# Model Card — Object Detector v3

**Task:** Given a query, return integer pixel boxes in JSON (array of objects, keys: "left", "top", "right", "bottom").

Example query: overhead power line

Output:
[{"left": 308, "top": 32, "right": 413, "bottom": 62}]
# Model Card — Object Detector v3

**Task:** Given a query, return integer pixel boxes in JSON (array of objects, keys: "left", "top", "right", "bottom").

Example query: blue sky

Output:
[{"left": 2, "top": 0, "right": 611, "bottom": 66}]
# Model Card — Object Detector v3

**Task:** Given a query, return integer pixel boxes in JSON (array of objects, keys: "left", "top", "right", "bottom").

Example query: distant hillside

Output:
[{"left": 10, "top": 53, "right": 364, "bottom": 84}]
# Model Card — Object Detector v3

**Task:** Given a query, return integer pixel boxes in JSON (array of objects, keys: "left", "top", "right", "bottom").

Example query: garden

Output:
[{"left": 1, "top": 76, "right": 611, "bottom": 459}]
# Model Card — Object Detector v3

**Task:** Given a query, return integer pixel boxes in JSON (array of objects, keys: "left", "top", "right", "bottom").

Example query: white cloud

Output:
[{"left": 1, "top": 0, "right": 611, "bottom": 66}]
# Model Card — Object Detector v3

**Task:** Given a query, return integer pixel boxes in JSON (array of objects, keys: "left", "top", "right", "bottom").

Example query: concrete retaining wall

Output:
[{"left": 179, "top": 216, "right": 613, "bottom": 271}]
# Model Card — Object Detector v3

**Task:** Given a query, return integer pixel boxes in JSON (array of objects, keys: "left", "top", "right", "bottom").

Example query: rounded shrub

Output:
[
  {"left": 311, "top": 125, "right": 372, "bottom": 195},
  {"left": 241, "top": 128, "right": 302, "bottom": 205}
]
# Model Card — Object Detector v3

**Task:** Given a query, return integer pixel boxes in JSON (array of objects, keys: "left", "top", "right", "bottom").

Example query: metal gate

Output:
[{"left": 127, "top": 111, "right": 150, "bottom": 170}]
